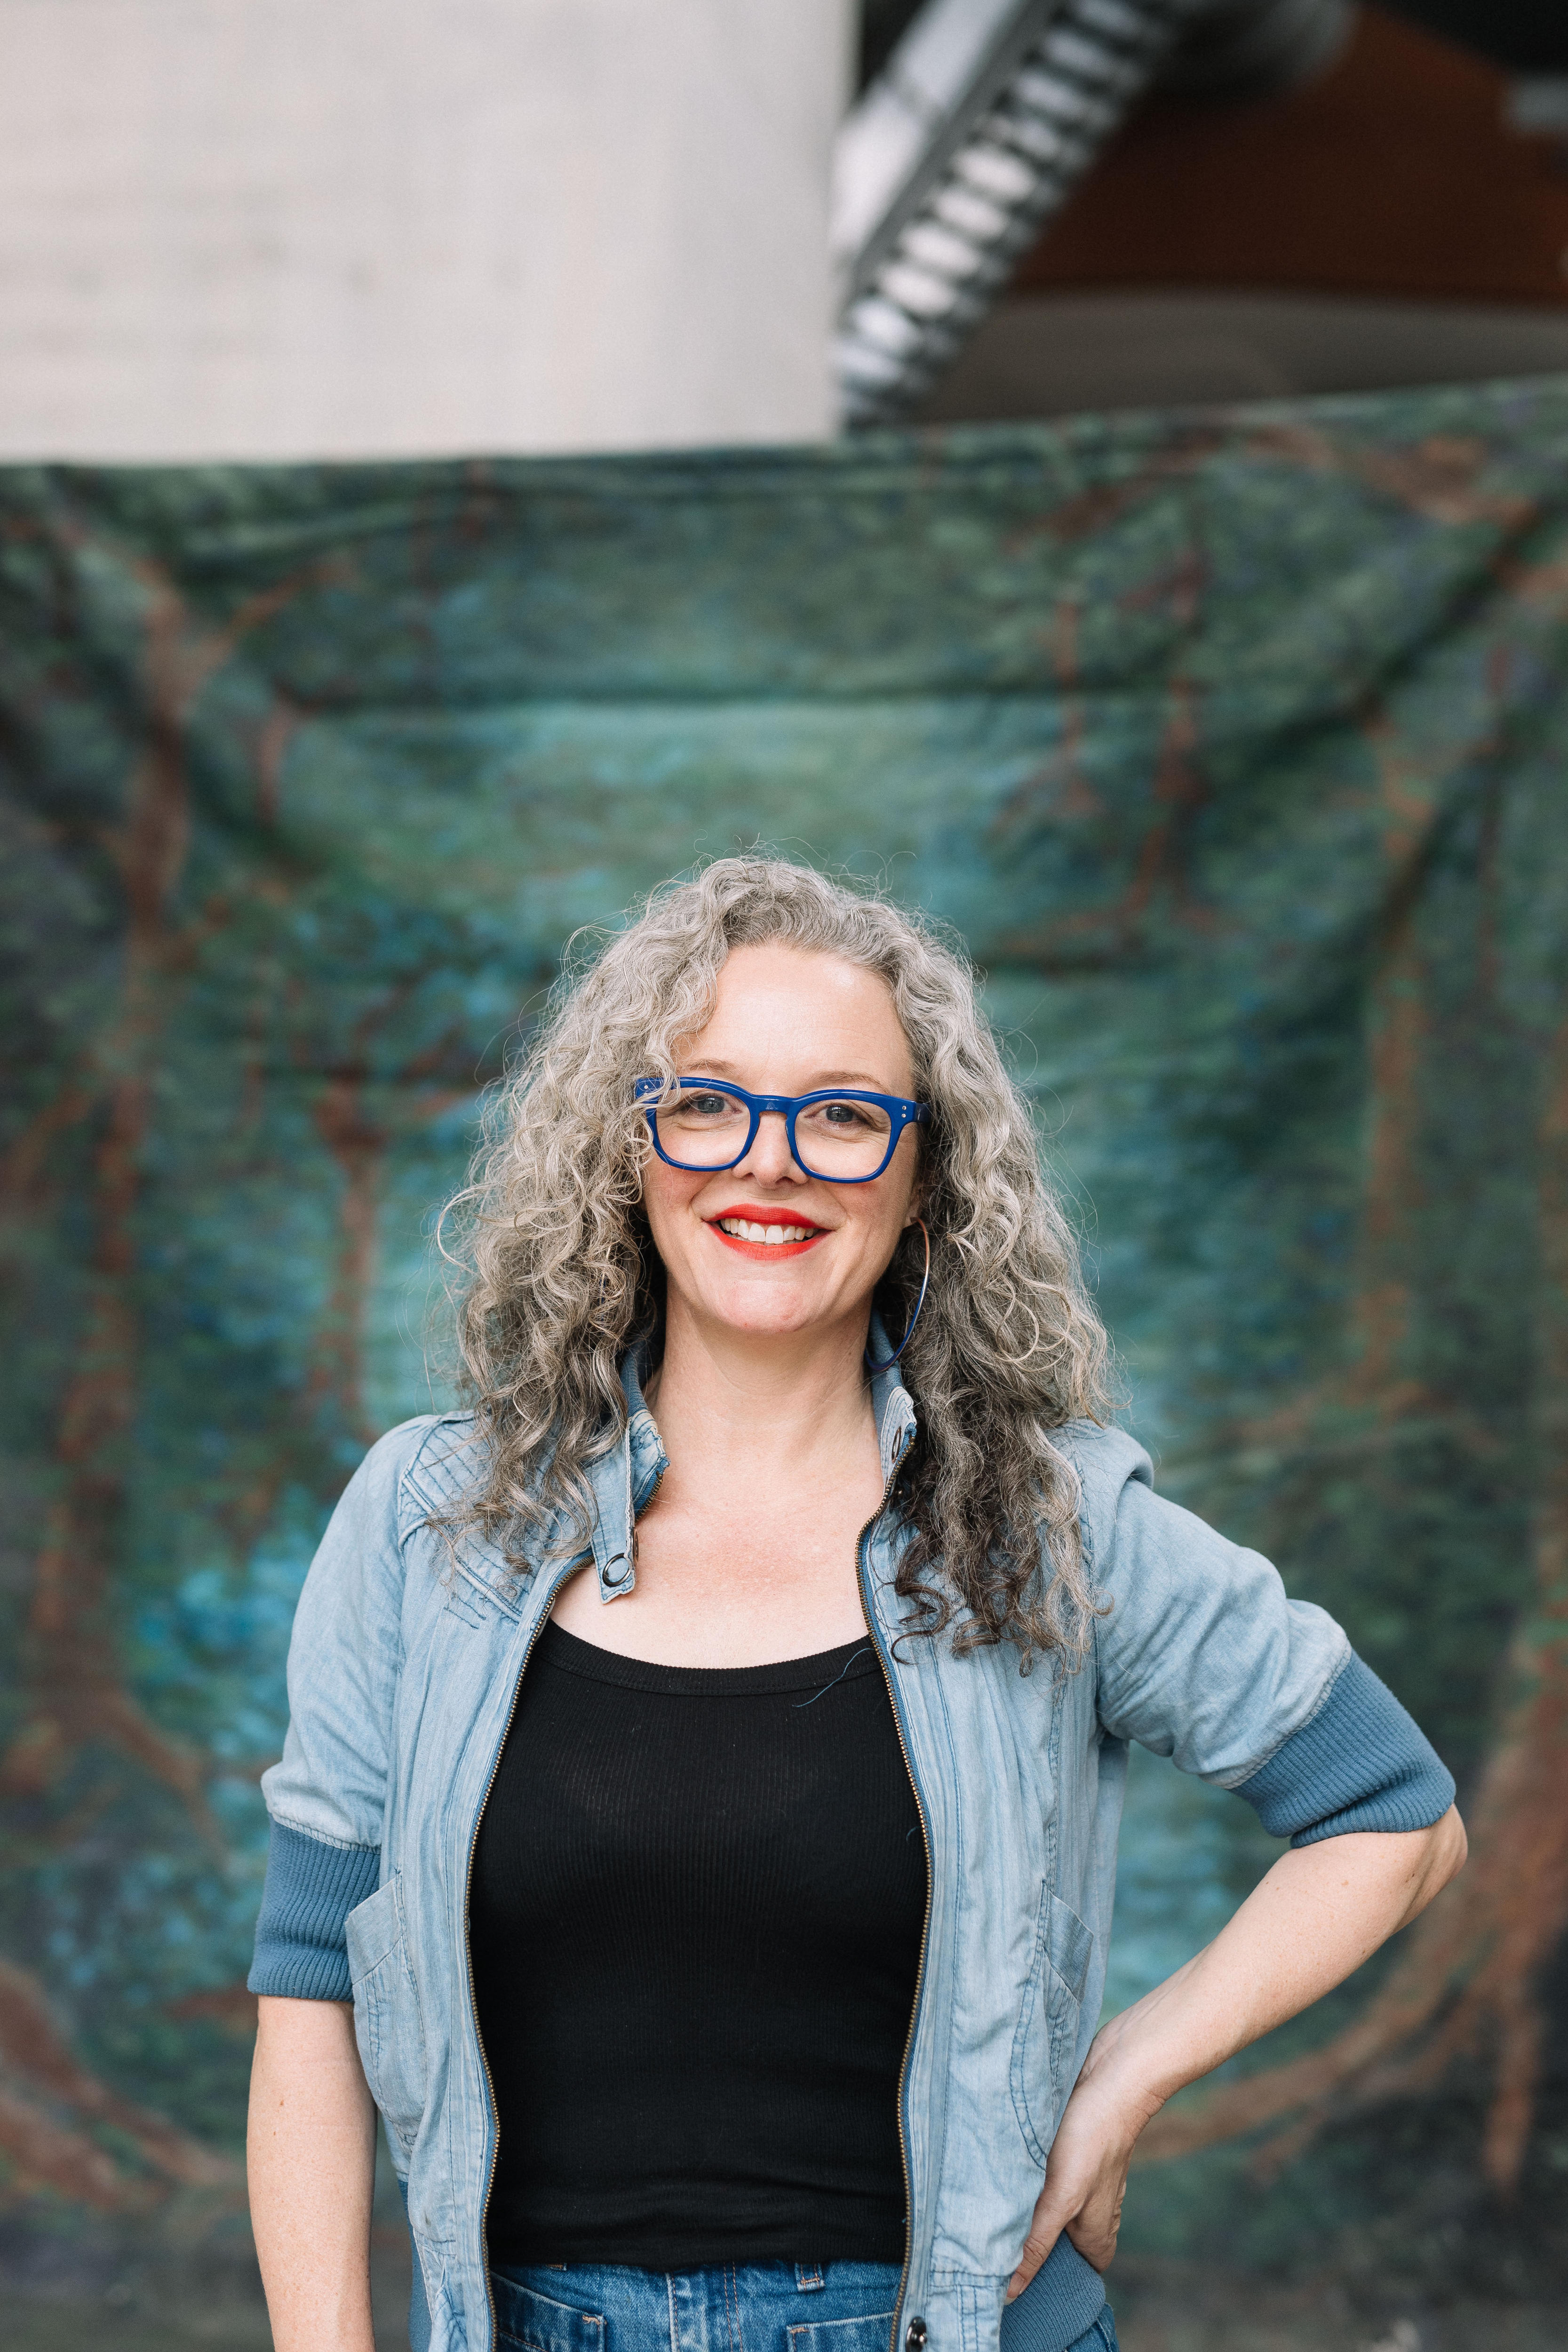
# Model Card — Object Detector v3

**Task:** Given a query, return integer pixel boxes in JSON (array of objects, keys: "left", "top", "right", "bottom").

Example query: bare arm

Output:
[
  {"left": 248, "top": 1994, "right": 378, "bottom": 2352},
  {"left": 1008, "top": 1804, "right": 1468, "bottom": 2296}
]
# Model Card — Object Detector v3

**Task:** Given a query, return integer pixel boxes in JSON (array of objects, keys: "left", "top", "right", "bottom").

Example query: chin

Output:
[{"left": 708, "top": 1282, "right": 825, "bottom": 1337}]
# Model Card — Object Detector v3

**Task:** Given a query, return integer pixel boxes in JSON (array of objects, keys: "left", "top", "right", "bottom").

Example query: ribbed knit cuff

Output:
[
  {"left": 998, "top": 2232, "right": 1107, "bottom": 2352},
  {"left": 247, "top": 1819, "right": 382, "bottom": 2000},
  {"left": 1235, "top": 1653, "right": 1455, "bottom": 1847}
]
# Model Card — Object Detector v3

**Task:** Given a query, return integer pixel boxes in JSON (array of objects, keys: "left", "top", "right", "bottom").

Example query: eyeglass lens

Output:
[{"left": 657, "top": 1084, "right": 893, "bottom": 1178}]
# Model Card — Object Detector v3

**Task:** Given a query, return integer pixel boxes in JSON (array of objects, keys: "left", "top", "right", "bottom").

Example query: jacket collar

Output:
[
  {"left": 586, "top": 1326, "right": 918, "bottom": 1604},
  {"left": 866, "top": 1314, "right": 919, "bottom": 1489}
]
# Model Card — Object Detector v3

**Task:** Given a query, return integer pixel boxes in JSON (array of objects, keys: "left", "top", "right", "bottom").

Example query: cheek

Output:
[
  {"left": 874, "top": 1144, "right": 920, "bottom": 1226},
  {"left": 641, "top": 1165, "right": 704, "bottom": 1248},
  {"left": 845, "top": 1189, "right": 914, "bottom": 1264}
]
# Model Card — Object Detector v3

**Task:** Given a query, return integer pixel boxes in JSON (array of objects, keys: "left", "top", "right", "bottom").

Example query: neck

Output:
[{"left": 645, "top": 1294, "right": 878, "bottom": 1488}]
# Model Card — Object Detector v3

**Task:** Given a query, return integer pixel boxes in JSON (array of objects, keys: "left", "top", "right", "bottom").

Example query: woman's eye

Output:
[
  {"left": 818, "top": 1100, "right": 874, "bottom": 1129},
  {"left": 680, "top": 1092, "right": 736, "bottom": 1119}
]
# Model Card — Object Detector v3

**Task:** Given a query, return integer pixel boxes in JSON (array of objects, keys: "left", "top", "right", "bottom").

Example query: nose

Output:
[{"left": 736, "top": 1110, "right": 807, "bottom": 1185}]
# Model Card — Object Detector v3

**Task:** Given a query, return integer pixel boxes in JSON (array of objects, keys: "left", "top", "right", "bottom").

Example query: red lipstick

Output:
[{"left": 704, "top": 1207, "right": 828, "bottom": 1260}]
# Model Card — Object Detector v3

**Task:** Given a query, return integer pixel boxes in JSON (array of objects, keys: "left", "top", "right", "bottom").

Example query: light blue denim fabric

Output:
[
  {"left": 254, "top": 1337, "right": 1449, "bottom": 2352},
  {"left": 486, "top": 2264, "right": 1115, "bottom": 2352}
]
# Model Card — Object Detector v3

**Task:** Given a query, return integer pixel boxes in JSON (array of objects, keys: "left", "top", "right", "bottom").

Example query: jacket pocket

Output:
[
  {"left": 1010, "top": 1884, "right": 1096, "bottom": 2166},
  {"left": 345, "top": 1871, "right": 427, "bottom": 2160}
]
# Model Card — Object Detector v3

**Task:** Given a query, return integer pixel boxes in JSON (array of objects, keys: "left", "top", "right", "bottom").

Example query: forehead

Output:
[{"left": 684, "top": 942, "right": 912, "bottom": 1082}]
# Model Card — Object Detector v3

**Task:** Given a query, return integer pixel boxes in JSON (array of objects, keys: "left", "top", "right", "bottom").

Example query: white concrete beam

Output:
[{"left": 0, "top": 0, "right": 853, "bottom": 460}]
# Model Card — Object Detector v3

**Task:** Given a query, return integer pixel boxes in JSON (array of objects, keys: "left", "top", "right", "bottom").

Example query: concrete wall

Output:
[{"left": 0, "top": 0, "right": 852, "bottom": 461}]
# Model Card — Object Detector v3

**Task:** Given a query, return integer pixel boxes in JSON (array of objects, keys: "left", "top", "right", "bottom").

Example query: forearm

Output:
[
  {"left": 1007, "top": 1805, "right": 1466, "bottom": 2294},
  {"left": 1089, "top": 1805, "right": 1468, "bottom": 2115},
  {"left": 248, "top": 1995, "right": 378, "bottom": 2352}
]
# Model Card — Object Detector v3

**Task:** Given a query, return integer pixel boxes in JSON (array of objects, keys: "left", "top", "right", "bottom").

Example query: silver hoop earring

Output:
[{"left": 866, "top": 1219, "right": 931, "bottom": 1375}]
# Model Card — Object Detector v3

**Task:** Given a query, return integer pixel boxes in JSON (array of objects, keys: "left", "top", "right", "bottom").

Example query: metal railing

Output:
[{"left": 833, "top": 0, "right": 1351, "bottom": 426}]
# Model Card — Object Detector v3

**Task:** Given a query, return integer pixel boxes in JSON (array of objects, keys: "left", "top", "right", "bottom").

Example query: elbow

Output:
[
  {"left": 1434, "top": 1801, "right": 1468, "bottom": 1888},
  {"left": 1410, "top": 1803, "right": 1467, "bottom": 1917}
]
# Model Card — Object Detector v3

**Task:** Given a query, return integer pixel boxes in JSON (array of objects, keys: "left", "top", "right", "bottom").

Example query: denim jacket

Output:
[{"left": 251, "top": 1350, "right": 1453, "bottom": 2352}]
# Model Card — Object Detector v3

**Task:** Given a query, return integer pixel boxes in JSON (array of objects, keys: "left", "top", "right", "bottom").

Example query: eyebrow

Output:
[{"left": 687, "top": 1061, "right": 900, "bottom": 1091}]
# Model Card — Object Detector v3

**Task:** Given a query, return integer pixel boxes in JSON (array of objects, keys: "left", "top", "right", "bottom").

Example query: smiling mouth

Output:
[{"left": 707, "top": 1212, "right": 828, "bottom": 1250}]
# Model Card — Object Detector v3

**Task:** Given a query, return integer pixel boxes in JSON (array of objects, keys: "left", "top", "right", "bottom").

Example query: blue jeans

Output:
[{"left": 488, "top": 2264, "right": 1118, "bottom": 2352}]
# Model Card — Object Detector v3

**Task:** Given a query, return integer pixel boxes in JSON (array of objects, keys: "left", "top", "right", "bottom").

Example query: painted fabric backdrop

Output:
[{"left": 2, "top": 380, "right": 1566, "bottom": 2292}]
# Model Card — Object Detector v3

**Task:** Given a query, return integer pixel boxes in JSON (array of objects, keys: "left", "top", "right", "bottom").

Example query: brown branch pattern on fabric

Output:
[
  {"left": 993, "top": 554, "right": 1214, "bottom": 972},
  {"left": 1185, "top": 671, "right": 1512, "bottom": 1466},
  {"left": 1242, "top": 426, "right": 1539, "bottom": 532},
  {"left": 990, "top": 621, "right": 1568, "bottom": 2191},
  {"left": 1, "top": 401, "right": 1561, "bottom": 2233},
  {"left": 0, "top": 546, "right": 352, "bottom": 2203},
  {"left": 0, "top": 1959, "right": 240, "bottom": 2208},
  {"left": 1003, "top": 429, "right": 1227, "bottom": 552},
  {"left": 1138, "top": 1007, "right": 1568, "bottom": 2194},
  {"left": 308, "top": 1074, "right": 389, "bottom": 1450},
  {"left": 0, "top": 557, "right": 328, "bottom": 1841}
]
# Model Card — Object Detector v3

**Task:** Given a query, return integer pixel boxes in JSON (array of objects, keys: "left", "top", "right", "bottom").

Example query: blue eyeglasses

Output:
[{"left": 635, "top": 1078, "right": 930, "bottom": 1184}]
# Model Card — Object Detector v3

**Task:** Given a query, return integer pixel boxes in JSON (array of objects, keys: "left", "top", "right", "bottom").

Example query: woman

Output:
[{"left": 247, "top": 858, "right": 1464, "bottom": 2352}]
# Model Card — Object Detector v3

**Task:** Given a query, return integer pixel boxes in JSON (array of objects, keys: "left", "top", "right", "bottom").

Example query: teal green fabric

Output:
[{"left": 2, "top": 379, "right": 1566, "bottom": 2255}]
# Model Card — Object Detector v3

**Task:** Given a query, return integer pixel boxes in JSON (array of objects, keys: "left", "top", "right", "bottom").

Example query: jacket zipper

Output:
[
  {"left": 856, "top": 1448, "right": 932, "bottom": 2352},
  {"left": 463, "top": 1546, "right": 591, "bottom": 2352}
]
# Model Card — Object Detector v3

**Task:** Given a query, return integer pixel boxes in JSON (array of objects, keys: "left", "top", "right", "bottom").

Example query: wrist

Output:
[{"left": 1077, "top": 2032, "right": 1170, "bottom": 2129}]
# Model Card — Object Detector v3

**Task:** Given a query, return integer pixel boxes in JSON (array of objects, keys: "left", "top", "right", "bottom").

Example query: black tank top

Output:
[{"left": 469, "top": 1620, "right": 927, "bottom": 2271}]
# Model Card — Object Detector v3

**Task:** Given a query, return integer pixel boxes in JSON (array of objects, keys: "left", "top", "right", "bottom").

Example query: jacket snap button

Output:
[{"left": 905, "top": 2322, "right": 927, "bottom": 2352}]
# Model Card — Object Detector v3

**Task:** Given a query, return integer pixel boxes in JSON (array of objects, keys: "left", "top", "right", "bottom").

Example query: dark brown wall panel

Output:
[{"left": 1014, "top": 7, "right": 1568, "bottom": 306}]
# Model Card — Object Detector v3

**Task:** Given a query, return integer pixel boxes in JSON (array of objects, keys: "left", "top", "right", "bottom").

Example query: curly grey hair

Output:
[{"left": 441, "top": 858, "right": 1111, "bottom": 1663}]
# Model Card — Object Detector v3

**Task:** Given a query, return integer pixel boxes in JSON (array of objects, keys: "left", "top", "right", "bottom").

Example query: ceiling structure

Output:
[
  {"left": 834, "top": 0, "right": 1222, "bottom": 426},
  {"left": 838, "top": 0, "right": 1568, "bottom": 425},
  {"left": 1014, "top": 6, "right": 1568, "bottom": 306},
  {"left": 859, "top": 0, "right": 1568, "bottom": 84},
  {"left": 1378, "top": 1, "right": 1568, "bottom": 71}
]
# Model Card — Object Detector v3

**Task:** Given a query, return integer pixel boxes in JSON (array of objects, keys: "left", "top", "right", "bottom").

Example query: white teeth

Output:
[{"left": 715, "top": 1217, "right": 815, "bottom": 1245}]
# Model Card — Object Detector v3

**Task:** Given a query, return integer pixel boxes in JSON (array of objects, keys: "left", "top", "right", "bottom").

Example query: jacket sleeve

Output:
[
  {"left": 1075, "top": 1424, "right": 1454, "bottom": 1844},
  {"left": 1231, "top": 1652, "right": 1456, "bottom": 1845},
  {"left": 247, "top": 1418, "right": 432, "bottom": 2000}
]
